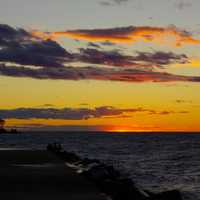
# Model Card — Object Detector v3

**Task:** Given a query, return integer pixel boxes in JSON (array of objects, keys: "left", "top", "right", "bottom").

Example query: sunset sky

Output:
[{"left": 1, "top": 0, "right": 200, "bottom": 131}]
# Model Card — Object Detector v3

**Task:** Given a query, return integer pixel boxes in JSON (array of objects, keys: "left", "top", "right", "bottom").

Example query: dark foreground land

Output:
[
  {"left": 0, "top": 150, "right": 106, "bottom": 200},
  {"left": 0, "top": 147, "right": 183, "bottom": 200}
]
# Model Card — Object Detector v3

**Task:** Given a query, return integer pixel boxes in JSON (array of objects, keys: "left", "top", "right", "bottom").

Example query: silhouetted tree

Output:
[{"left": 0, "top": 118, "right": 5, "bottom": 129}]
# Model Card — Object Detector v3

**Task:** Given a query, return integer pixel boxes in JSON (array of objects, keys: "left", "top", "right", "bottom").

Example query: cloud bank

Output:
[
  {"left": 0, "top": 24, "right": 200, "bottom": 83},
  {"left": 0, "top": 106, "right": 188, "bottom": 120},
  {"left": 0, "top": 24, "right": 73, "bottom": 68},
  {"left": 1, "top": 64, "right": 199, "bottom": 83}
]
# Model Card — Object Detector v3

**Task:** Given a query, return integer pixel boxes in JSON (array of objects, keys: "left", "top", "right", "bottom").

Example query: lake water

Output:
[{"left": 0, "top": 132, "right": 200, "bottom": 200}]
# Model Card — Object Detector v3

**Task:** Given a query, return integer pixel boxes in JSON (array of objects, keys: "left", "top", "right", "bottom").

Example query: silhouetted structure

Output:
[{"left": 0, "top": 118, "right": 6, "bottom": 133}]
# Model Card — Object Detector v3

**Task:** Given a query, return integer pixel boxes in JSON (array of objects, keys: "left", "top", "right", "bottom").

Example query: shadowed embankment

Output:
[{"left": 0, "top": 150, "right": 107, "bottom": 200}]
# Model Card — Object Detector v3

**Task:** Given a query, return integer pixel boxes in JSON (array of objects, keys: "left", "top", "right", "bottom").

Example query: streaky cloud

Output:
[
  {"left": 0, "top": 106, "right": 189, "bottom": 120},
  {"left": 0, "top": 63, "right": 199, "bottom": 83},
  {"left": 32, "top": 25, "right": 200, "bottom": 46},
  {"left": 75, "top": 48, "right": 188, "bottom": 68},
  {"left": 100, "top": 0, "right": 129, "bottom": 6}
]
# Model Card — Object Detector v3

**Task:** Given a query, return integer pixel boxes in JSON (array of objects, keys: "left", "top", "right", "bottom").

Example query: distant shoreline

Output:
[{"left": 12, "top": 131, "right": 200, "bottom": 134}]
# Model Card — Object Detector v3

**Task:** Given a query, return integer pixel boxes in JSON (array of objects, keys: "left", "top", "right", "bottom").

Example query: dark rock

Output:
[
  {"left": 83, "top": 164, "right": 148, "bottom": 200},
  {"left": 84, "top": 164, "right": 122, "bottom": 182},
  {"left": 104, "top": 165, "right": 121, "bottom": 180},
  {"left": 59, "top": 151, "right": 81, "bottom": 163},
  {"left": 148, "top": 190, "right": 182, "bottom": 200},
  {"left": 83, "top": 164, "right": 111, "bottom": 181},
  {"left": 100, "top": 178, "right": 147, "bottom": 200}
]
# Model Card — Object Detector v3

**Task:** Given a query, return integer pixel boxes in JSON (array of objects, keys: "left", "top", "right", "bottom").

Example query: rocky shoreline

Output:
[{"left": 47, "top": 143, "right": 183, "bottom": 200}]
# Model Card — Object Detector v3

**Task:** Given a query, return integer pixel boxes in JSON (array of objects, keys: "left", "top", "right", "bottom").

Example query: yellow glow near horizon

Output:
[{"left": 1, "top": 74, "right": 200, "bottom": 131}]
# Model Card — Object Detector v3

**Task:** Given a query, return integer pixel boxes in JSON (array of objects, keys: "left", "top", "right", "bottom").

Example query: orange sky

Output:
[{"left": 1, "top": 1, "right": 200, "bottom": 131}]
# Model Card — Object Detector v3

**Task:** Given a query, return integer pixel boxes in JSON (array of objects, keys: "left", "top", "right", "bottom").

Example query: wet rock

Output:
[
  {"left": 83, "top": 164, "right": 112, "bottom": 181},
  {"left": 83, "top": 163, "right": 121, "bottom": 182}
]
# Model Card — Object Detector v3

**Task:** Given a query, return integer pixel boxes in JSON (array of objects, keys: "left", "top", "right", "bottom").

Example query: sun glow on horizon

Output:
[{"left": 104, "top": 125, "right": 144, "bottom": 133}]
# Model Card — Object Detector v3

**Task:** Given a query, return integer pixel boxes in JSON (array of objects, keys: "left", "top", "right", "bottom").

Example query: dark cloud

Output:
[
  {"left": 175, "top": 100, "right": 192, "bottom": 104},
  {"left": 100, "top": 41, "right": 115, "bottom": 46},
  {"left": 0, "top": 106, "right": 145, "bottom": 120},
  {"left": 100, "top": 0, "right": 129, "bottom": 6},
  {"left": 175, "top": 0, "right": 192, "bottom": 10},
  {"left": 148, "top": 110, "right": 189, "bottom": 115},
  {"left": 87, "top": 42, "right": 101, "bottom": 48},
  {"left": 1, "top": 24, "right": 187, "bottom": 69},
  {"left": 134, "top": 51, "right": 188, "bottom": 65},
  {"left": 0, "top": 40, "right": 72, "bottom": 68},
  {"left": 0, "top": 24, "right": 30, "bottom": 47},
  {"left": 0, "top": 106, "right": 188, "bottom": 120},
  {"left": 157, "top": 111, "right": 189, "bottom": 115},
  {"left": 0, "top": 63, "right": 199, "bottom": 83},
  {"left": 67, "top": 26, "right": 135, "bottom": 39},
  {"left": 76, "top": 48, "right": 144, "bottom": 68},
  {"left": 75, "top": 48, "right": 188, "bottom": 68},
  {"left": 0, "top": 24, "right": 72, "bottom": 68},
  {"left": 176, "top": 100, "right": 186, "bottom": 103},
  {"left": 112, "top": 0, "right": 129, "bottom": 4},
  {"left": 0, "top": 24, "right": 199, "bottom": 84}
]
